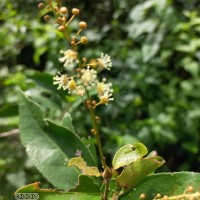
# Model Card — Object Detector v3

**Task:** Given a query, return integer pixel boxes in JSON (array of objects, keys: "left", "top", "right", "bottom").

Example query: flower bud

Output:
[
  {"left": 71, "top": 41, "right": 76, "bottom": 46},
  {"left": 80, "top": 36, "right": 88, "bottom": 44},
  {"left": 60, "top": 7, "right": 68, "bottom": 15},
  {"left": 186, "top": 186, "right": 194, "bottom": 193},
  {"left": 79, "top": 21, "right": 87, "bottom": 29},
  {"left": 70, "top": 37, "right": 76, "bottom": 46},
  {"left": 44, "top": 15, "right": 51, "bottom": 22},
  {"left": 91, "top": 129, "right": 96, "bottom": 135},
  {"left": 54, "top": 6, "right": 59, "bottom": 12},
  {"left": 38, "top": 3, "right": 45, "bottom": 9},
  {"left": 72, "top": 8, "right": 80, "bottom": 15},
  {"left": 56, "top": 17, "right": 62, "bottom": 25},
  {"left": 155, "top": 193, "right": 161, "bottom": 198},
  {"left": 95, "top": 116, "right": 100, "bottom": 121},
  {"left": 139, "top": 194, "right": 146, "bottom": 199},
  {"left": 61, "top": 16, "right": 66, "bottom": 22},
  {"left": 82, "top": 57, "right": 87, "bottom": 63},
  {"left": 58, "top": 25, "right": 65, "bottom": 32},
  {"left": 92, "top": 100, "right": 97, "bottom": 106},
  {"left": 163, "top": 196, "right": 168, "bottom": 200}
]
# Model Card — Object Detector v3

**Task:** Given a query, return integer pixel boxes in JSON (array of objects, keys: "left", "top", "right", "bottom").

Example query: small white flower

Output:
[
  {"left": 99, "top": 91, "right": 114, "bottom": 105},
  {"left": 53, "top": 73, "right": 76, "bottom": 92},
  {"left": 59, "top": 49, "right": 78, "bottom": 67},
  {"left": 53, "top": 74, "right": 69, "bottom": 90},
  {"left": 76, "top": 86, "right": 86, "bottom": 96},
  {"left": 81, "top": 66, "right": 97, "bottom": 86},
  {"left": 97, "top": 79, "right": 114, "bottom": 105},
  {"left": 97, "top": 53, "right": 112, "bottom": 70},
  {"left": 97, "top": 78, "right": 113, "bottom": 96}
]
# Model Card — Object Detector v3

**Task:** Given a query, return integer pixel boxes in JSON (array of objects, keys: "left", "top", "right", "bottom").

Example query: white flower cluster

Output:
[{"left": 53, "top": 50, "right": 114, "bottom": 105}]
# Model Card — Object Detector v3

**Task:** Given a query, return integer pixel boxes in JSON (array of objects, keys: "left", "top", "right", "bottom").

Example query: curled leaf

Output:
[
  {"left": 112, "top": 143, "right": 148, "bottom": 170},
  {"left": 68, "top": 157, "right": 87, "bottom": 169},
  {"left": 15, "top": 182, "right": 101, "bottom": 200},
  {"left": 68, "top": 157, "right": 101, "bottom": 177},
  {"left": 116, "top": 156, "right": 165, "bottom": 189}
]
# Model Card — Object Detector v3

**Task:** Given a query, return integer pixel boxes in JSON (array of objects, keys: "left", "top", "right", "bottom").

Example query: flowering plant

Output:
[{"left": 15, "top": 1, "right": 200, "bottom": 200}]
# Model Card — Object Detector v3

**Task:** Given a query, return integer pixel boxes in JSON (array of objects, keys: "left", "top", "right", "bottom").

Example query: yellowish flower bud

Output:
[
  {"left": 95, "top": 116, "right": 100, "bottom": 121},
  {"left": 56, "top": 17, "right": 62, "bottom": 25},
  {"left": 155, "top": 193, "right": 162, "bottom": 198},
  {"left": 44, "top": 15, "right": 51, "bottom": 22},
  {"left": 38, "top": 3, "right": 45, "bottom": 9},
  {"left": 54, "top": 6, "right": 59, "bottom": 12},
  {"left": 60, "top": 7, "right": 68, "bottom": 15},
  {"left": 79, "top": 21, "right": 87, "bottom": 29},
  {"left": 92, "top": 101, "right": 97, "bottom": 107},
  {"left": 91, "top": 129, "right": 96, "bottom": 135},
  {"left": 81, "top": 36, "right": 88, "bottom": 44},
  {"left": 58, "top": 25, "right": 65, "bottom": 32},
  {"left": 163, "top": 196, "right": 168, "bottom": 200},
  {"left": 139, "top": 194, "right": 146, "bottom": 199},
  {"left": 187, "top": 186, "right": 194, "bottom": 193},
  {"left": 72, "top": 8, "right": 80, "bottom": 15},
  {"left": 82, "top": 57, "right": 87, "bottom": 63}
]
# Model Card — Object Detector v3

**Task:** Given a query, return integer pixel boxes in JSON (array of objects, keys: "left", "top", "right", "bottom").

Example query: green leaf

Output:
[
  {"left": 0, "top": 104, "right": 18, "bottom": 117},
  {"left": 15, "top": 182, "right": 101, "bottom": 200},
  {"left": 142, "top": 31, "right": 163, "bottom": 62},
  {"left": 112, "top": 143, "right": 148, "bottom": 170},
  {"left": 18, "top": 91, "right": 96, "bottom": 190},
  {"left": 100, "top": 178, "right": 118, "bottom": 199},
  {"left": 69, "top": 175, "right": 100, "bottom": 193},
  {"left": 62, "top": 112, "right": 75, "bottom": 133},
  {"left": 82, "top": 137, "right": 97, "bottom": 165},
  {"left": 119, "top": 172, "right": 200, "bottom": 200},
  {"left": 116, "top": 156, "right": 165, "bottom": 189},
  {"left": 29, "top": 71, "right": 67, "bottom": 98}
]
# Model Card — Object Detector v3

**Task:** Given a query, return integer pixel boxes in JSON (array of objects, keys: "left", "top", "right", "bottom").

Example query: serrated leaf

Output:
[
  {"left": 119, "top": 172, "right": 200, "bottom": 200},
  {"left": 18, "top": 91, "right": 96, "bottom": 190},
  {"left": 62, "top": 112, "right": 75, "bottom": 133},
  {"left": 112, "top": 143, "right": 148, "bottom": 170},
  {"left": 68, "top": 157, "right": 101, "bottom": 177},
  {"left": 15, "top": 182, "right": 101, "bottom": 200},
  {"left": 116, "top": 156, "right": 165, "bottom": 189}
]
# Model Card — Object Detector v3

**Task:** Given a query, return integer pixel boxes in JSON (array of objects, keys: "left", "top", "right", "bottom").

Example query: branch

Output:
[{"left": 0, "top": 129, "right": 19, "bottom": 137}]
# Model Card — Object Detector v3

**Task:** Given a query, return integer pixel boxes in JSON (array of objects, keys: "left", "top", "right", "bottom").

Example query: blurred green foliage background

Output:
[{"left": 0, "top": 0, "right": 200, "bottom": 199}]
